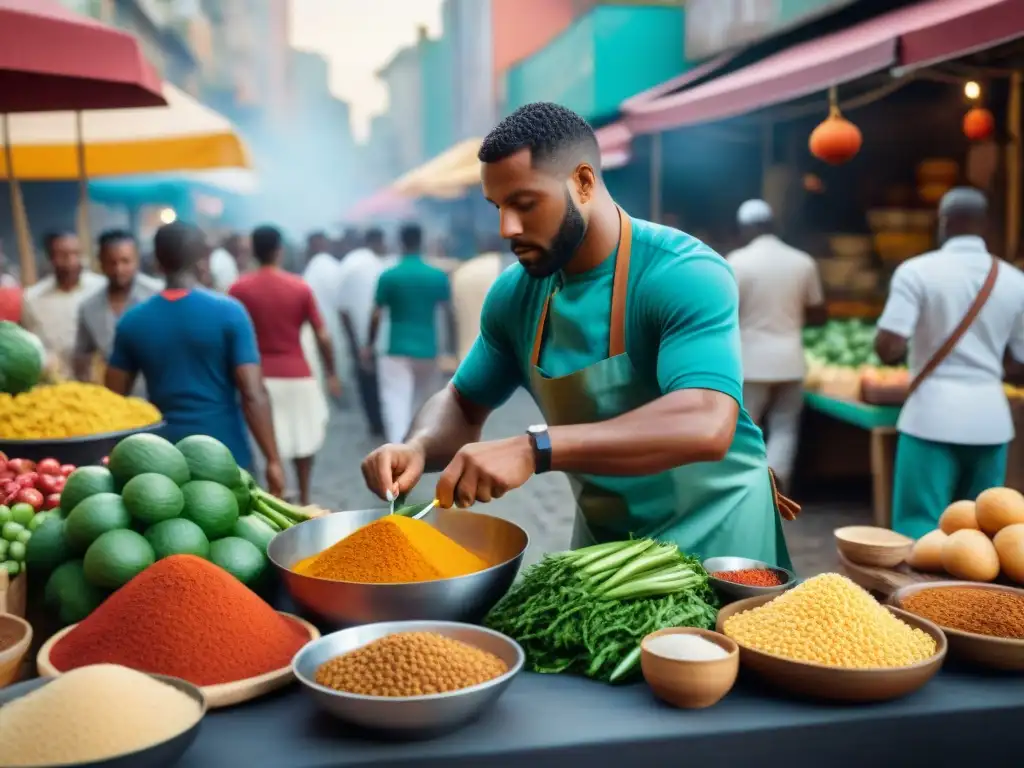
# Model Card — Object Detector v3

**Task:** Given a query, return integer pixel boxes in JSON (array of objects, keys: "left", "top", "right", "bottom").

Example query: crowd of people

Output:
[
  {"left": 2, "top": 101, "right": 1023, "bottom": 555},
  {"left": 0, "top": 218, "right": 461, "bottom": 506}
]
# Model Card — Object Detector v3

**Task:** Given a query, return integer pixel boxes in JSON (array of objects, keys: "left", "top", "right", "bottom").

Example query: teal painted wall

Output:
[
  {"left": 421, "top": 37, "right": 455, "bottom": 160},
  {"left": 502, "top": 6, "right": 686, "bottom": 123}
]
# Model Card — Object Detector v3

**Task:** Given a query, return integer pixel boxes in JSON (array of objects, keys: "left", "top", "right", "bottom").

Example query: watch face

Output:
[{"left": 528, "top": 424, "right": 548, "bottom": 434}]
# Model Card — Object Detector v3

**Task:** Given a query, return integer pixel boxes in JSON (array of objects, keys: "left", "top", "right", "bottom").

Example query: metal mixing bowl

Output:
[
  {"left": 703, "top": 556, "right": 797, "bottom": 603},
  {"left": 292, "top": 620, "right": 524, "bottom": 739},
  {"left": 268, "top": 507, "right": 528, "bottom": 626}
]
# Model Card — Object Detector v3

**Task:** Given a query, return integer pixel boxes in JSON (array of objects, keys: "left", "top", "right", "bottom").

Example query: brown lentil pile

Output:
[
  {"left": 315, "top": 632, "right": 509, "bottom": 697},
  {"left": 902, "top": 587, "right": 1024, "bottom": 639}
]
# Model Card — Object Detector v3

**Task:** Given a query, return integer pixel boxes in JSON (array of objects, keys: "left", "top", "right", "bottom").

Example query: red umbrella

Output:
[
  {"left": 0, "top": 0, "right": 165, "bottom": 113},
  {"left": 0, "top": 0, "right": 166, "bottom": 284}
]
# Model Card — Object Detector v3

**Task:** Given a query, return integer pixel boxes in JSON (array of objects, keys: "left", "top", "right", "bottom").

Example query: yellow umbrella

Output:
[{"left": 0, "top": 82, "right": 249, "bottom": 180}]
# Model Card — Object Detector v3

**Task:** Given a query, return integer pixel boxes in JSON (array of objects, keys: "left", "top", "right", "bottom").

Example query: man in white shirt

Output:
[
  {"left": 727, "top": 200, "right": 827, "bottom": 491},
  {"left": 22, "top": 231, "right": 106, "bottom": 380},
  {"left": 301, "top": 231, "right": 343, "bottom": 390},
  {"left": 876, "top": 188, "right": 1024, "bottom": 538},
  {"left": 337, "top": 228, "right": 393, "bottom": 438},
  {"left": 208, "top": 233, "right": 249, "bottom": 293}
]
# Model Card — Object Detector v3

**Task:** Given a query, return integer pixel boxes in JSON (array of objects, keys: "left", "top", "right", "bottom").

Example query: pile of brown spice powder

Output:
[{"left": 902, "top": 586, "right": 1024, "bottom": 639}]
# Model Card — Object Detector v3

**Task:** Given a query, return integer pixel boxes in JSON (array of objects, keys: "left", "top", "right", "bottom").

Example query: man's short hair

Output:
[
  {"left": 399, "top": 223, "right": 423, "bottom": 254},
  {"left": 478, "top": 102, "right": 601, "bottom": 176},
  {"left": 251, "top": 225, "right": 283, "bottom": 265},
  {"left": 98, "top": 229, "right": 135, "bottom": 253},
  {"left": 41, "top": 230, "right": 75, "bottom": 255}
]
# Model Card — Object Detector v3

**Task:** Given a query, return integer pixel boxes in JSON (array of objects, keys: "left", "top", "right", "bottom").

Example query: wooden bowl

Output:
[
  {"left": 835, "top": 526, "right": 914, "bottom": 568},
  {"left": 36, "top": 611, "right": 319, "bottom": 708},
  {"left": 716, "top": 594, "right": 946, "bottom": 703},
  {"left": 641, "top": 628, "right": 738, "bottom": 709},
  {"left": 0, "top": 613, "right": 32, "bottom": 688},
  {"left": 890, "top": 581, "right": 1024, "bottom": 671}
]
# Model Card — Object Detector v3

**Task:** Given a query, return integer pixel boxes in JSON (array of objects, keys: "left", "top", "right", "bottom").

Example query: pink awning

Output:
[{"left": 626, "top": 0, "right": 1024, "bottom": 135}]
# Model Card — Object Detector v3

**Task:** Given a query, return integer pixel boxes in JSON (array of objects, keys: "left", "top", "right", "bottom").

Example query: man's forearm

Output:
[
  {"left": 367, "top": 308, "right": 381, "bottom": 349},
  {"left": 407, "top": 384, "right": 486, "bottom": 472},
  {"left": 549, "top": 389, "right": 737, "bottom": 476},
  {"left": 339, "top": 312, "right": 359, "bottom": 356},
  {"left": 241, "top": 386, "right": 281, "bottom": 466},
  {"left": 316, "top": 332, "right": 337, "bottom": 377}
]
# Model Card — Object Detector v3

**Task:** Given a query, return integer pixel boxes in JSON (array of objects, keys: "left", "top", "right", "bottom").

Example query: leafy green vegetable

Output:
[
  {"left": 485, "top": 540, "right": 719, "bottom": 684},
  {"left": 803, "top": 319, "right": 881, "bottom": 367}
]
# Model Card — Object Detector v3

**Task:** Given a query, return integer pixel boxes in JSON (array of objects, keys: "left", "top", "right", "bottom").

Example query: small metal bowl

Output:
[
  {"left": 0, "top": 672, "right": 205, "bottom": 767},
  {"left": 268, "top": 507, "right": 528, "bottom": 627},
  {"left": 292, "top": 620, "right": 524, "bottom": 740},
  {"left": 703, "top": 556, "right": 797, "bottom": 603}
]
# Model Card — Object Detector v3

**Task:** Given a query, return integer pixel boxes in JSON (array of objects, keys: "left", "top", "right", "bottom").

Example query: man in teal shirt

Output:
[
  {"left": 361, "top": 103, "right": 796, "bottom": 566},
  {"left": 368, "top": 223, "right": 455, "bottom": 445}
]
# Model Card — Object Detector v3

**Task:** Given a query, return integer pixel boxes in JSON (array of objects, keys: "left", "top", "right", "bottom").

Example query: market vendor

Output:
[
  {"left": 361, "top": 102, "right": 797, "bottom": 566},
  {"left": 875, "top": 187, "right": 1024, "bottom": 538}
]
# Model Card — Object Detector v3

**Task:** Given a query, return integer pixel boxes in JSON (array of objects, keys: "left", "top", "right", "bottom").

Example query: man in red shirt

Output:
[{"left": 230, "top": 226, "right": 341, "bottom": 504}]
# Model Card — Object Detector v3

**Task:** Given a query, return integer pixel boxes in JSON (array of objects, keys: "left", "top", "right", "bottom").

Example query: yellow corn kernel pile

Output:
[
  {"left": 0, "top": 383, "right": 161, "bottom": 439},
  {"left": 722, "top": 573, "right": 937, "bottom": 669}
]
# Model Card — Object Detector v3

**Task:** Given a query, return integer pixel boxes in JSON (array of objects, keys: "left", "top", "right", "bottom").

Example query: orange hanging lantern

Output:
[
  {"left": 810, "top": 87, "right": 862, "bottom": 165},
  {"left": 963, "top": 106, "right": 995, "bottom": 141}
]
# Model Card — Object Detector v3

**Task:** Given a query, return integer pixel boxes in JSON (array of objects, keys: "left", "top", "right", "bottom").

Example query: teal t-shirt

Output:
[
  {"left": 375, "top": 256, "right": 451, "bottom": 359},
  {"left": 452, "top": 216, "right": 767, "bottom": 461}
]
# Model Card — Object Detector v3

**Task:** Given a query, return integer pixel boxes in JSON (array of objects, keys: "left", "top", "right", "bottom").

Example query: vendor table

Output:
[
  {"left": 175, "top": 666, "right": 1024, "bottom": 767},
  {"left": 803, "top": 392, "right": 899, "bottom": 528}
]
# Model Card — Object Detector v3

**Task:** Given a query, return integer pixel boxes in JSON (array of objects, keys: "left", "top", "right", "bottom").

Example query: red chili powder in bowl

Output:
[
  {"left": 49, "top": 554, "right": 309, "bottom": 686},
  {"left": 711, "top": 568, "right": 784, "bottom": 587}
]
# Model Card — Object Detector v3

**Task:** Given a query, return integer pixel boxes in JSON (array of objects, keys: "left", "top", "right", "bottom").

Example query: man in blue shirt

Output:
[
  {"left": 105, "top": 221, "right": 285, "bottom": 496},
  {"left": 360, "top": 102, "right": 795, "bottom": 566}
]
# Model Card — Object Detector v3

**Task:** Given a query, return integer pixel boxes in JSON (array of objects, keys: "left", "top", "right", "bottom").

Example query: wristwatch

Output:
[{"left": 527, "top": 424, "right": 552, "bottom": 474}]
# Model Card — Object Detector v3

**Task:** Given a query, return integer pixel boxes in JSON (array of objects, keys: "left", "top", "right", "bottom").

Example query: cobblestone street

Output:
[{"left": 303, "top": 375, "right": 864, "bottom": 575}]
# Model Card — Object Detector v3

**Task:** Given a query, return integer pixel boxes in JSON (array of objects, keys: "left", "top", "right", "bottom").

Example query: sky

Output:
[{"left": 289, "top": 0, "right": 444, "bottom": 143}]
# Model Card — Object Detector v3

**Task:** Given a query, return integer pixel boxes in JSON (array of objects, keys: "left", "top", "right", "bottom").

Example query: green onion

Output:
[
  {"left": 252, "top": 498, "right": 294, "bottom": 531},
  {"left": 601, "top": 573, "right": 700, "bottom": 601},
  {"left": 580, "top": 539, "right": 653, "bottom": 576},
  {"left": 252, "top": 511, "right": 282, "bottom": 532},
  {"left": 569, "top": 540, "right": 633, "bottom": 569},
  {"left": 593, "top": 545, "right": 679, "bottom": 595}
]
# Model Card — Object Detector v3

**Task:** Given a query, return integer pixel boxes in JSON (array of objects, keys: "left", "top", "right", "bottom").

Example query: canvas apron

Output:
[{"left": 528, "top": 209, "right": 796, "bottom": 567}]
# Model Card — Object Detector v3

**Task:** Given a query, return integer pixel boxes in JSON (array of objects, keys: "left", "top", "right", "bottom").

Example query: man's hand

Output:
[
  {"left": 265, "top": 460, "right": 286, "bottom": 498},
  {"left": 436, "top": 436, "right": 535, "bottom": 509},
  {"left": 326, "top": 374, "right": 343, "bottom": 400},
  {"left": 361, "top": 442, "right": 426, "bottom": 501}
]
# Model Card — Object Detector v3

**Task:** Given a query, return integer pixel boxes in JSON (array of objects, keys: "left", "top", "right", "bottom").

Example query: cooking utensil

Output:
[
  {"left": 292, "top": 620, "right": 524, "bottom": 739},
  {"left": 703, "top": 556, "right": 797, "bottom": 603},
  {"left": 716, "top": 594, "right": 946, "bottom": 702},
  {"left": 268, "top": 507, "right": 528, "bottom": 627}
]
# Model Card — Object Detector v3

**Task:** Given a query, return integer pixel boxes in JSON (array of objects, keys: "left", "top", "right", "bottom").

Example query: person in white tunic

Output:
[
  {"left": 22, "top": 231, "right": 106, "bottom": 380},
  {"left": 301, "top": 231, "right": 344, "bottom": 391},
  {"left": 875, "top": 188, "right": 1024, "bottom": 538},
  {"left": 726, "top": 200, "right": 827, "bottom": 492},
  {"left": 337, "top": 229, "right": 393, "bottom": 438}
]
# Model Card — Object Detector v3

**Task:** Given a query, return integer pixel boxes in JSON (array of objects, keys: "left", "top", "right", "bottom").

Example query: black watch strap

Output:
[{"left": 528, "top": 425, "right": 552, "bottom": 474}]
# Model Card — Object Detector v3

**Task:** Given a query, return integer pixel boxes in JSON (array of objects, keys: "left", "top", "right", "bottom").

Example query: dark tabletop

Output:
[{"left": 174, "top": 663, "right": 1024, "bottom": 768}]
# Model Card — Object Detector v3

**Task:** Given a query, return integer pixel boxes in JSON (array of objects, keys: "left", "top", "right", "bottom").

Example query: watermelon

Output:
[{"left": 0, "top": 321, "right": 44, "bottom": 394}]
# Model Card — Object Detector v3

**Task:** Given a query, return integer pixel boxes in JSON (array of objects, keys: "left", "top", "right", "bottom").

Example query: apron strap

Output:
[{"left": 530, "top": 207, "right": 633, "bottom": 367}]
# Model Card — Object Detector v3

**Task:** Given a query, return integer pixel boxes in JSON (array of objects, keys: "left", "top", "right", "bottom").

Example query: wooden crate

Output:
[{"left": 0, "top": 569, "right": 26, "bottom": 617}]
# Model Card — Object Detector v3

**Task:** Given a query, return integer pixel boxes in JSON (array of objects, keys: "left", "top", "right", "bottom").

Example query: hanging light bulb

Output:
[
  {"left": 159, "top": 207, "right": 177, "bottom": 224},
  {"left": 964, "top": 81, "right": 981, "bottom": 100}
]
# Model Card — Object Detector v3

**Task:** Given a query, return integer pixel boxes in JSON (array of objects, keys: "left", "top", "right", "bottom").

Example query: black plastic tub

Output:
[{"left": 0, "top": 421, "right": 166, "bottom": 466}]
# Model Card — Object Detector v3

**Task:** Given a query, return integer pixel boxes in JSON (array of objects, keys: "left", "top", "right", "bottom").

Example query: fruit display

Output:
[
  {"left": 0, "top": 454, "right": 69, "bottom": 576},
  {"left": 27, "top": 432, "right": 323, "bottom": 625},
  {"left": 0, "top": 320, "right": 44, "bottom": 395},
  {"left": 907, "top": 487, "right": 1024, "bottom": 583}
]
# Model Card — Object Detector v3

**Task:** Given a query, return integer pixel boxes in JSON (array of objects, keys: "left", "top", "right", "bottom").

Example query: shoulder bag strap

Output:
[{"left": 906, "top": 257, "right": 1000, "bottom": 399}]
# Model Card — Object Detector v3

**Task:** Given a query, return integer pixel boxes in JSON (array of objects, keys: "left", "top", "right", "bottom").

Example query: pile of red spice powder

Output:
[
  {"left": 711, "top": 568, "right": 784, "bottom": 587},
  {"left": 49, "top": 554, "right": 310, "bottom": 686}
]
